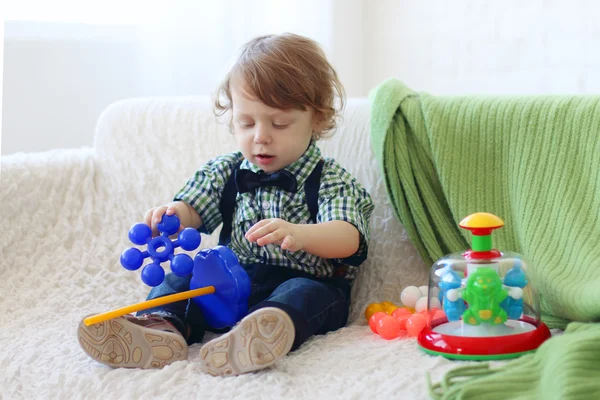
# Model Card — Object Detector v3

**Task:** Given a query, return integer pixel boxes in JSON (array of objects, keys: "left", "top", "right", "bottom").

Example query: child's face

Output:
[{"left": 231, "top": 83, "right": 319, "bottom": 173}]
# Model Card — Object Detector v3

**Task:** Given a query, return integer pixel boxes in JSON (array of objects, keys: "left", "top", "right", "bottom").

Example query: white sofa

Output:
[{"left": 1, "top": 98, "right": 466, "bottom": 399}]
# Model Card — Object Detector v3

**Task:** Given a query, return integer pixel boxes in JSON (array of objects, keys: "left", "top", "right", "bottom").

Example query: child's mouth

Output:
[{"left": 256, "top": 154, "right": 275, "bottom": 165}]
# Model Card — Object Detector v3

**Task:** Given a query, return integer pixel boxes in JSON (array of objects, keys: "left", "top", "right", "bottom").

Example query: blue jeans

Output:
[{"left": 139, "top": 263, "right": 351, "bottom": 351}]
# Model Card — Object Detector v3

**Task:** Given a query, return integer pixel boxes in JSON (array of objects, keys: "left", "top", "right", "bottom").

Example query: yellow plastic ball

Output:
[
  {"left": 383, "top": 303, "right": 399, "bottom": 315},
  {"left": 365, "top": 303, "right": 385, "bottom": 321}
]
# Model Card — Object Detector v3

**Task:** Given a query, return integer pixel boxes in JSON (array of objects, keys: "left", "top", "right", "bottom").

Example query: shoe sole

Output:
[
  {"left": 77, "top": 315, "right": 188, "bottom": 369},
  {"left": 199, "top": 307, "right": 295, "bottom": 376}
]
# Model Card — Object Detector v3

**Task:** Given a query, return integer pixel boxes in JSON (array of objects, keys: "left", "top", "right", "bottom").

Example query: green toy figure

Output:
[{"left": 461, "top": 267, "right": 508, "bottom": 325}]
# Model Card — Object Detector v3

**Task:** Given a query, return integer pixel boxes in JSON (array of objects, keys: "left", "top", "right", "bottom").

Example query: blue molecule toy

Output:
[
  {"left": 120, "top": 214, "right": 201, "bottom": 286},
  {"left": 116, "top": 214, "right": 251, "bottom": 329}
]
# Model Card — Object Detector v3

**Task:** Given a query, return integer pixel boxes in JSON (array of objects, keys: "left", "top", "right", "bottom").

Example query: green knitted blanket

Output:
[{"left": 370, "top": 78, "right": 600, "bottom": 400}]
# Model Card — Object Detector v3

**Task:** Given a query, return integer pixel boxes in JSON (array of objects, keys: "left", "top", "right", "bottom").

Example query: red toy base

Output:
[{"left": 417, "top": 316, "right": 551, "bottom": 361}]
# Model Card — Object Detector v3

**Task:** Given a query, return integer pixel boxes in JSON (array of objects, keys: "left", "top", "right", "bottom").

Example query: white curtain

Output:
[
  {"left": 132, "top": 0, "right": 337, "bottom": 97},
  {"left": 3, "top": 0, "right": 366, "bottom": 154}
]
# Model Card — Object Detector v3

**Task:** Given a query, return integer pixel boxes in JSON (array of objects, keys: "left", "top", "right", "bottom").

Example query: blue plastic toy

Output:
[
  {"left": 119, "top": 214, "right": 251, "bottom": 329},
  {"left": 120, "top": 214, "right": 201, "bottom": 286},
  {"left": 190, "top": 246, "right": 251, "bottom": 329},
  {"left": 500, "top": 261, "right": 527, "bottom": 319},
  {"left": 439, "top": 269, "right": 466, "bottom": 321}
]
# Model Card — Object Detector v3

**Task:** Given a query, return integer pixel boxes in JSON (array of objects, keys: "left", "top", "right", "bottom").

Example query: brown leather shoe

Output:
[{"left": 78, "top": 314, "right": 188, "bottom": 369}]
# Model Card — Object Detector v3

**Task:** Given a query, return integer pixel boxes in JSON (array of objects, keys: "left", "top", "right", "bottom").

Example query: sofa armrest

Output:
[{"left": 0, "top": 148, "right": 96, "bottom": 254}]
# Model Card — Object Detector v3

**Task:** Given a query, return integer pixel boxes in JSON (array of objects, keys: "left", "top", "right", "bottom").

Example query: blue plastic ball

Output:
[
  {"left": 178, "top": 228, "right": 201, "bottom": 251},
  {"left": 129, "top": 223, "right": 152, "bottom": 245},
  {"left": 120, "top": 247, "right": 144, "bottom": 271},
  {"left": 157, "top": 214, "right": 180, "bottom": 236},
  {"left": 171, "top": 254, "right": 194, "bottom": 276},
  {"left": 141, "top": 263, "right": 165, "bottom": 287}
]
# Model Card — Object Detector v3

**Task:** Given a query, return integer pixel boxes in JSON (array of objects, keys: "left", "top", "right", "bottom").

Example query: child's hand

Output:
[
  {"left": 144, "top": 202, "right": 185, "bottom": 237},
  {"left": 245, "top": 218, "right": 302, "bottom": 251}
]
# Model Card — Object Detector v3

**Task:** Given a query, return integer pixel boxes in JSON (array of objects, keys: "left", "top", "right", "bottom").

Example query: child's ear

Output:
[{"left": 312, "top": 112, "right": 328, "bottom": 133}]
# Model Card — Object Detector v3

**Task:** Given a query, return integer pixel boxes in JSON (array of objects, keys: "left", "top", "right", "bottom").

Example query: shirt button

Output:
[{"left": 262, "top": 201, "right": 271, "bottom": 210}]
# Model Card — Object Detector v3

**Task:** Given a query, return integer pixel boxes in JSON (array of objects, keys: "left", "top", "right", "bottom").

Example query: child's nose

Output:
[{"left": 253, "top": 124, "right": 272, "bottom": 144}]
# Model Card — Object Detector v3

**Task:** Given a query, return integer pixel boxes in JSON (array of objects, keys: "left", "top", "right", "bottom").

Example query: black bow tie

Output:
[{"left": 235, "top": 168, "right": 298, "bottom": 193}]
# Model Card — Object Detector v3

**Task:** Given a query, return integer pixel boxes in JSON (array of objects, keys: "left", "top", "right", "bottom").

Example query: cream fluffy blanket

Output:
[{"left": 1, "top": 98, "right": 461, "bottom": 399}]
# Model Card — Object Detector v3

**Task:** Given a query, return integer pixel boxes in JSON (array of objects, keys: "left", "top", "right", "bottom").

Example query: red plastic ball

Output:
[
  {"left": 369, "top": 312, "right": 388, "bottom": 334},
  {"left": 432, "top": 309, "right": 446, "bottom": 321},
  {"left": 391, "top": 307, "right": 412, "bottom": 319},
  {"left": 395, "top": 314, "right": 411, "bottom": 330},
  {"left": 377, "top": 315, "right": 402, "bottom": 340},
  {"left": 406, "top": 313, "right": 427, "bottom": 337}
]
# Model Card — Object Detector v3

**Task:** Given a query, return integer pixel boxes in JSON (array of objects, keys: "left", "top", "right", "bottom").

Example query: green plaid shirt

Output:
[{"left": 174, "top": 142, "right": 374, "bottom": 280}]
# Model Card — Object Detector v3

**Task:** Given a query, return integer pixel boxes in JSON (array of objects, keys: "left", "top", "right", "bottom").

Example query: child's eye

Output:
[
  {"left": 239, "top": 122, "right": 255, "bottom": 128},
  {"left": 272, "top": 123, "right": 290, "bottom": 129}
]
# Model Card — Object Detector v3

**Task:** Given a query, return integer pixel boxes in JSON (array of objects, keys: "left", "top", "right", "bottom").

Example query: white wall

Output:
[
  {"left": 3, "top": 0, "right": 600, "bottom": 155},
  {"left": 364, "top": 0, "right": 600, "bottom": 95},
  {"left": 2, "top": 23, "right": 141, "bottom": 155},
  {"left": 2, "top": 1, "right": 338, "bottom": 155}
]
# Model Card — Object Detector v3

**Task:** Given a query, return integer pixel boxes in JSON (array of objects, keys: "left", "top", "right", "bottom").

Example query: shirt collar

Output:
[{"left": 239, "top": 141, "right": 322, "bottom": 188}]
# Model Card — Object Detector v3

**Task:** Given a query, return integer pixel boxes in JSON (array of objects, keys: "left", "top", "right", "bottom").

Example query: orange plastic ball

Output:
[
  {"left": 377, "top": 315, "right": 402, "bottom": 340},
  {"left": 432, "top": 309, "right": 447, "bottom": 321},
  {"left": 369, "top": 312, "right": 388, "bottom": 334},
  {"left": 406, "top": 313, "right": 427, "bottom": 337},
  {"left": 395, "top": 314, "right": 411, "bottom": 330},
  {"left": 419, "top": 307, "right": 442, "bottom": 321},
  {"left": 391, "top": 307, "right": 412, "bottom": 319},
  {"left": 365, "top": 303, "right": 385, "bottom": 321}
]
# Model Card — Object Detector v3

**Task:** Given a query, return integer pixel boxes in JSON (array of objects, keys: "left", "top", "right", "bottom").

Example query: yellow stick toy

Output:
[{"left": 84, "top": 285, "right": 216, "bottom": 326}]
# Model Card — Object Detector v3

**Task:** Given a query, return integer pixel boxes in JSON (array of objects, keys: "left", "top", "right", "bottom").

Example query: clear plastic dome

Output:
[
  {"left": 417, "top": 213, "right": 551, "bottom": 360},
  {"left": 427, "top": 252, "right": 540, "bottom": 334}
]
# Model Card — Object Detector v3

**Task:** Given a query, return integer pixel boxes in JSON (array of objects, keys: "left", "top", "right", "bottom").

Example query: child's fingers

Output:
[
  {"left": 256, "top": 229, "right": 283, "bottom": 246},
  {"left": 247, "top": 224, "right": 277, "bottom": 243},
  {"left": 281, "top": 236, "right": 295, "bottom": 250},
  {"left": 144, "top": 205, "right": 179, "bottom": 237},
  {"left": 144, "top": 208, "right": 161, "bottom": 237},
  {"left": 245, "top": 219, "right": 272, "bottom": 239},
  {"left": 149, "top": 206, "right": 168, "bottom": 236},
  {"left": 245, "top": 219, "right": 270, "bottom": 236},
  {"left": 152, "top": 206, "right": 168, "bottom": 223},
  {"left": 143, "top": 209, "right": 153, "bottom": 227}
]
